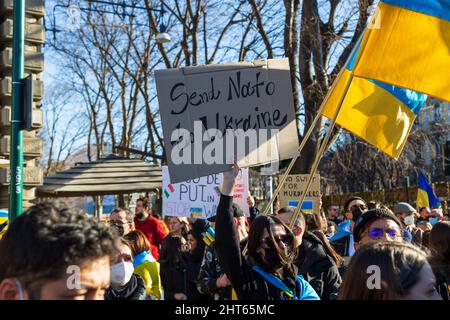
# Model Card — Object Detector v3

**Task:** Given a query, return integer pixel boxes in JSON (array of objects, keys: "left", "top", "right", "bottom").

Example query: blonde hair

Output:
[{"left": 167, "top": 216, "right": 190, "bottom": 237}]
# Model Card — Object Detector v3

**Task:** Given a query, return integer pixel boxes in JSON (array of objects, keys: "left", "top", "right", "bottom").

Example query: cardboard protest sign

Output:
[
  {"left": 162, "top": 166, "right": 249, "bottom": 219},
  {"left": 155, "top": 59, "right": 299, "bottom": 183},
  {"left": 279, "top": 174, "right": 321, "bottom": 213}
]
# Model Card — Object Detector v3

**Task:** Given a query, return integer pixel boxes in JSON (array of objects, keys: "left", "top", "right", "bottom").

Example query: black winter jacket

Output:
[
  {"left": 295, "top": 231, "right": 342, "bottom": 300},
  {"left": 105, "top": 274, "right": 155, "bottom": 300},
  {"left": 197, "top": 244, "right": 232, "bottom": 300},
  {"left": 160, "top": 252, "right": 209, "bottom": 300},
  {"left": 160, "top": 258, "right": 187, "bottom": 300}
]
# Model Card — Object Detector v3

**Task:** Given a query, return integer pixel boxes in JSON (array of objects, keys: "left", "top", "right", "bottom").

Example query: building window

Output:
[{"left": 434, "top": 103, "right": 442, "bottom": 122}]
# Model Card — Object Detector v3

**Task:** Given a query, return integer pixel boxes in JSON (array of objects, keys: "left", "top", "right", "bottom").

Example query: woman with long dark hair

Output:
[
  {"left": 215, "top": 163, "right": 319, "bottom": 300},
  {"left": 338, "top": 241, "right": 442, "bottom": 300},
  {"left": 159, "top": 235, "right": 189, "bottom": 300},
  {"left": 185, "top": 226, "right": 208, "bottom": 300}
]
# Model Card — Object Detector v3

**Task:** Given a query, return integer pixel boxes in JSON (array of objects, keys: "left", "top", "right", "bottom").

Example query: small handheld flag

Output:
[
  {"left": 0, "top": 210, "right": 8, "bottom": 240},
  {"left": 214, "top": 186, "right": 221, "bottom": 197},
  {"left": 202, "top": 224, "right": 216, "bottom": 246},
  {"left": 417, "top": 172, "right": 440, "bottom": 209}
]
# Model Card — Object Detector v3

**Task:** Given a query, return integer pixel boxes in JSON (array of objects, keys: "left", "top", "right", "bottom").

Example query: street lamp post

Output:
[{"left": 9, "top": 0, "right": 25, "bottom": 222}]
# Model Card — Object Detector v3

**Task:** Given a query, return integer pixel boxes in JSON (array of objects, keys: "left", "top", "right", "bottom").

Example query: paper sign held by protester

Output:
[
  {"left": 279, "top": 174, "right": 321, "bottom": 214},
  {"left": 162, "top": 166, "right": 249, "bottom": 219},
  {"left": 155, "top": 59, "right": 299, "bottom": 183}
]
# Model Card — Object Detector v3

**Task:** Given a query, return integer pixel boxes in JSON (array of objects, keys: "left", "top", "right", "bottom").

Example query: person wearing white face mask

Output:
[
  {"left": 106, "top": 239, "right": 156, "bottom": 300},
  {"left": 394, "top": 202, "right": 423, "bottom": 246}
]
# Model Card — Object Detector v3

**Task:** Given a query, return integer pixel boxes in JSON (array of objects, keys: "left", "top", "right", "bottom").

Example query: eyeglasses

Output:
[
  {"left": 120, "top": 254, "right": 133, "bottom": 263},
  {"left": 261, "top": 233, "right": 293, "bottom": 246},
  {"left": 368, "top": 227, "right": 401, "bottom": 240}
]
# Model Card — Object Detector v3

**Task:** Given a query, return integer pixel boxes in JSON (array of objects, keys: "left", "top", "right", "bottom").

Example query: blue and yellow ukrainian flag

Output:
[
  {"left": 417, "top": 172, "right": 441, "bottom": 209},
  {"left": 354, "top": 0, "right": 450, "bottom": 103},
  {"left": 0, "top": 210, "right": 8, "bottom": 239},
  {"left": 322, "top": 40, "right": 427, "bottom": 159}
]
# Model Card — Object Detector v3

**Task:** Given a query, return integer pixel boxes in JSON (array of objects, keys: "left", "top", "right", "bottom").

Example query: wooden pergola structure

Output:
[{"left": 36, "top": 154, "right": 162, "bottom": 217}]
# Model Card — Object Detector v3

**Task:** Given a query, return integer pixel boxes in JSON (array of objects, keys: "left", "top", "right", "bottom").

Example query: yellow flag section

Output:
[
  {"left": 322, "top": 42, "right": 427, "bottom": 158},
  {"left": 354, "top": 0, "right": 450, "bottom": 103},
  {"left": 417, "top": 188, "right": 431, "bottom": 210}
]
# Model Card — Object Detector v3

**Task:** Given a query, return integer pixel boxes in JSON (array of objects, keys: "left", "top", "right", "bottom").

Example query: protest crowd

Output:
[
  {"left": 0, "top": 162, "right": 448, "bottom": 301},
  {"left": 1, "top": 0, "right": 450, "bottom": 304}
]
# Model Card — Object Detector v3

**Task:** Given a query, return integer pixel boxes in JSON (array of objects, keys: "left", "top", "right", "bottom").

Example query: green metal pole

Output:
[{"left": 9, "top": 0, "right": 25, "bottom": 221}]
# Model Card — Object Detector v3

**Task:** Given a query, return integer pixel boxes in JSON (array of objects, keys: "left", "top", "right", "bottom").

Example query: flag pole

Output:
[
  {"left": 289, "top": 31, "right": 369, "bottom": 230},
  {"left": 8, "top": 0, "right": 25, "bottom": 222},
  {"left": 261, "top": 31, "right": 365, "bottom": 216},
  {"left": 242, "top": 30, "right": 368, "bottom": 256}
]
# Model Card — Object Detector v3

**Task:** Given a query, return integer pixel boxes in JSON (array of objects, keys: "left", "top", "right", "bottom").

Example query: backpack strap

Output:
[{"left": 252, "top": 266, "right": 297, "bottom": 300}]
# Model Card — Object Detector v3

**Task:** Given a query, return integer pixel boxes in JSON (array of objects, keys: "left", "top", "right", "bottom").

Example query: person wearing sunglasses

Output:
[
  {"left": 277, "top": 208, "right": 343, "bottom": 300},
  {"left": 215, "top": 163, "right": 319, "bottom": 300},
  {"left": 326, "top": 205, "right": 342, "bottom": 225},
  {"left": 353, "top": 207, "right": 405, "bottom": 250}
]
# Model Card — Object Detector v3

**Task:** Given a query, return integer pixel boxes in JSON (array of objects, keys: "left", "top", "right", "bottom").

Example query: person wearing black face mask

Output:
[
  {"left": 344, "top": 196, "right": 368, "bottom": 231},
  {"left": 215, "top": 163, "right": 320, "bottom": 300},
  {"left": 109, "top": 208, "right": 134, "bottom": 237},
  {"left": 109, "top": 220, "right": 125, "bottom": 237},
  {"left": 351, "top": 206, "right": 365, "bottom": 224}
]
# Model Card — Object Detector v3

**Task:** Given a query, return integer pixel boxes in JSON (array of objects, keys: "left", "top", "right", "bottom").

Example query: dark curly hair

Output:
[{"left": 0, "top": 201, "right": 119, "bottom": 297}]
